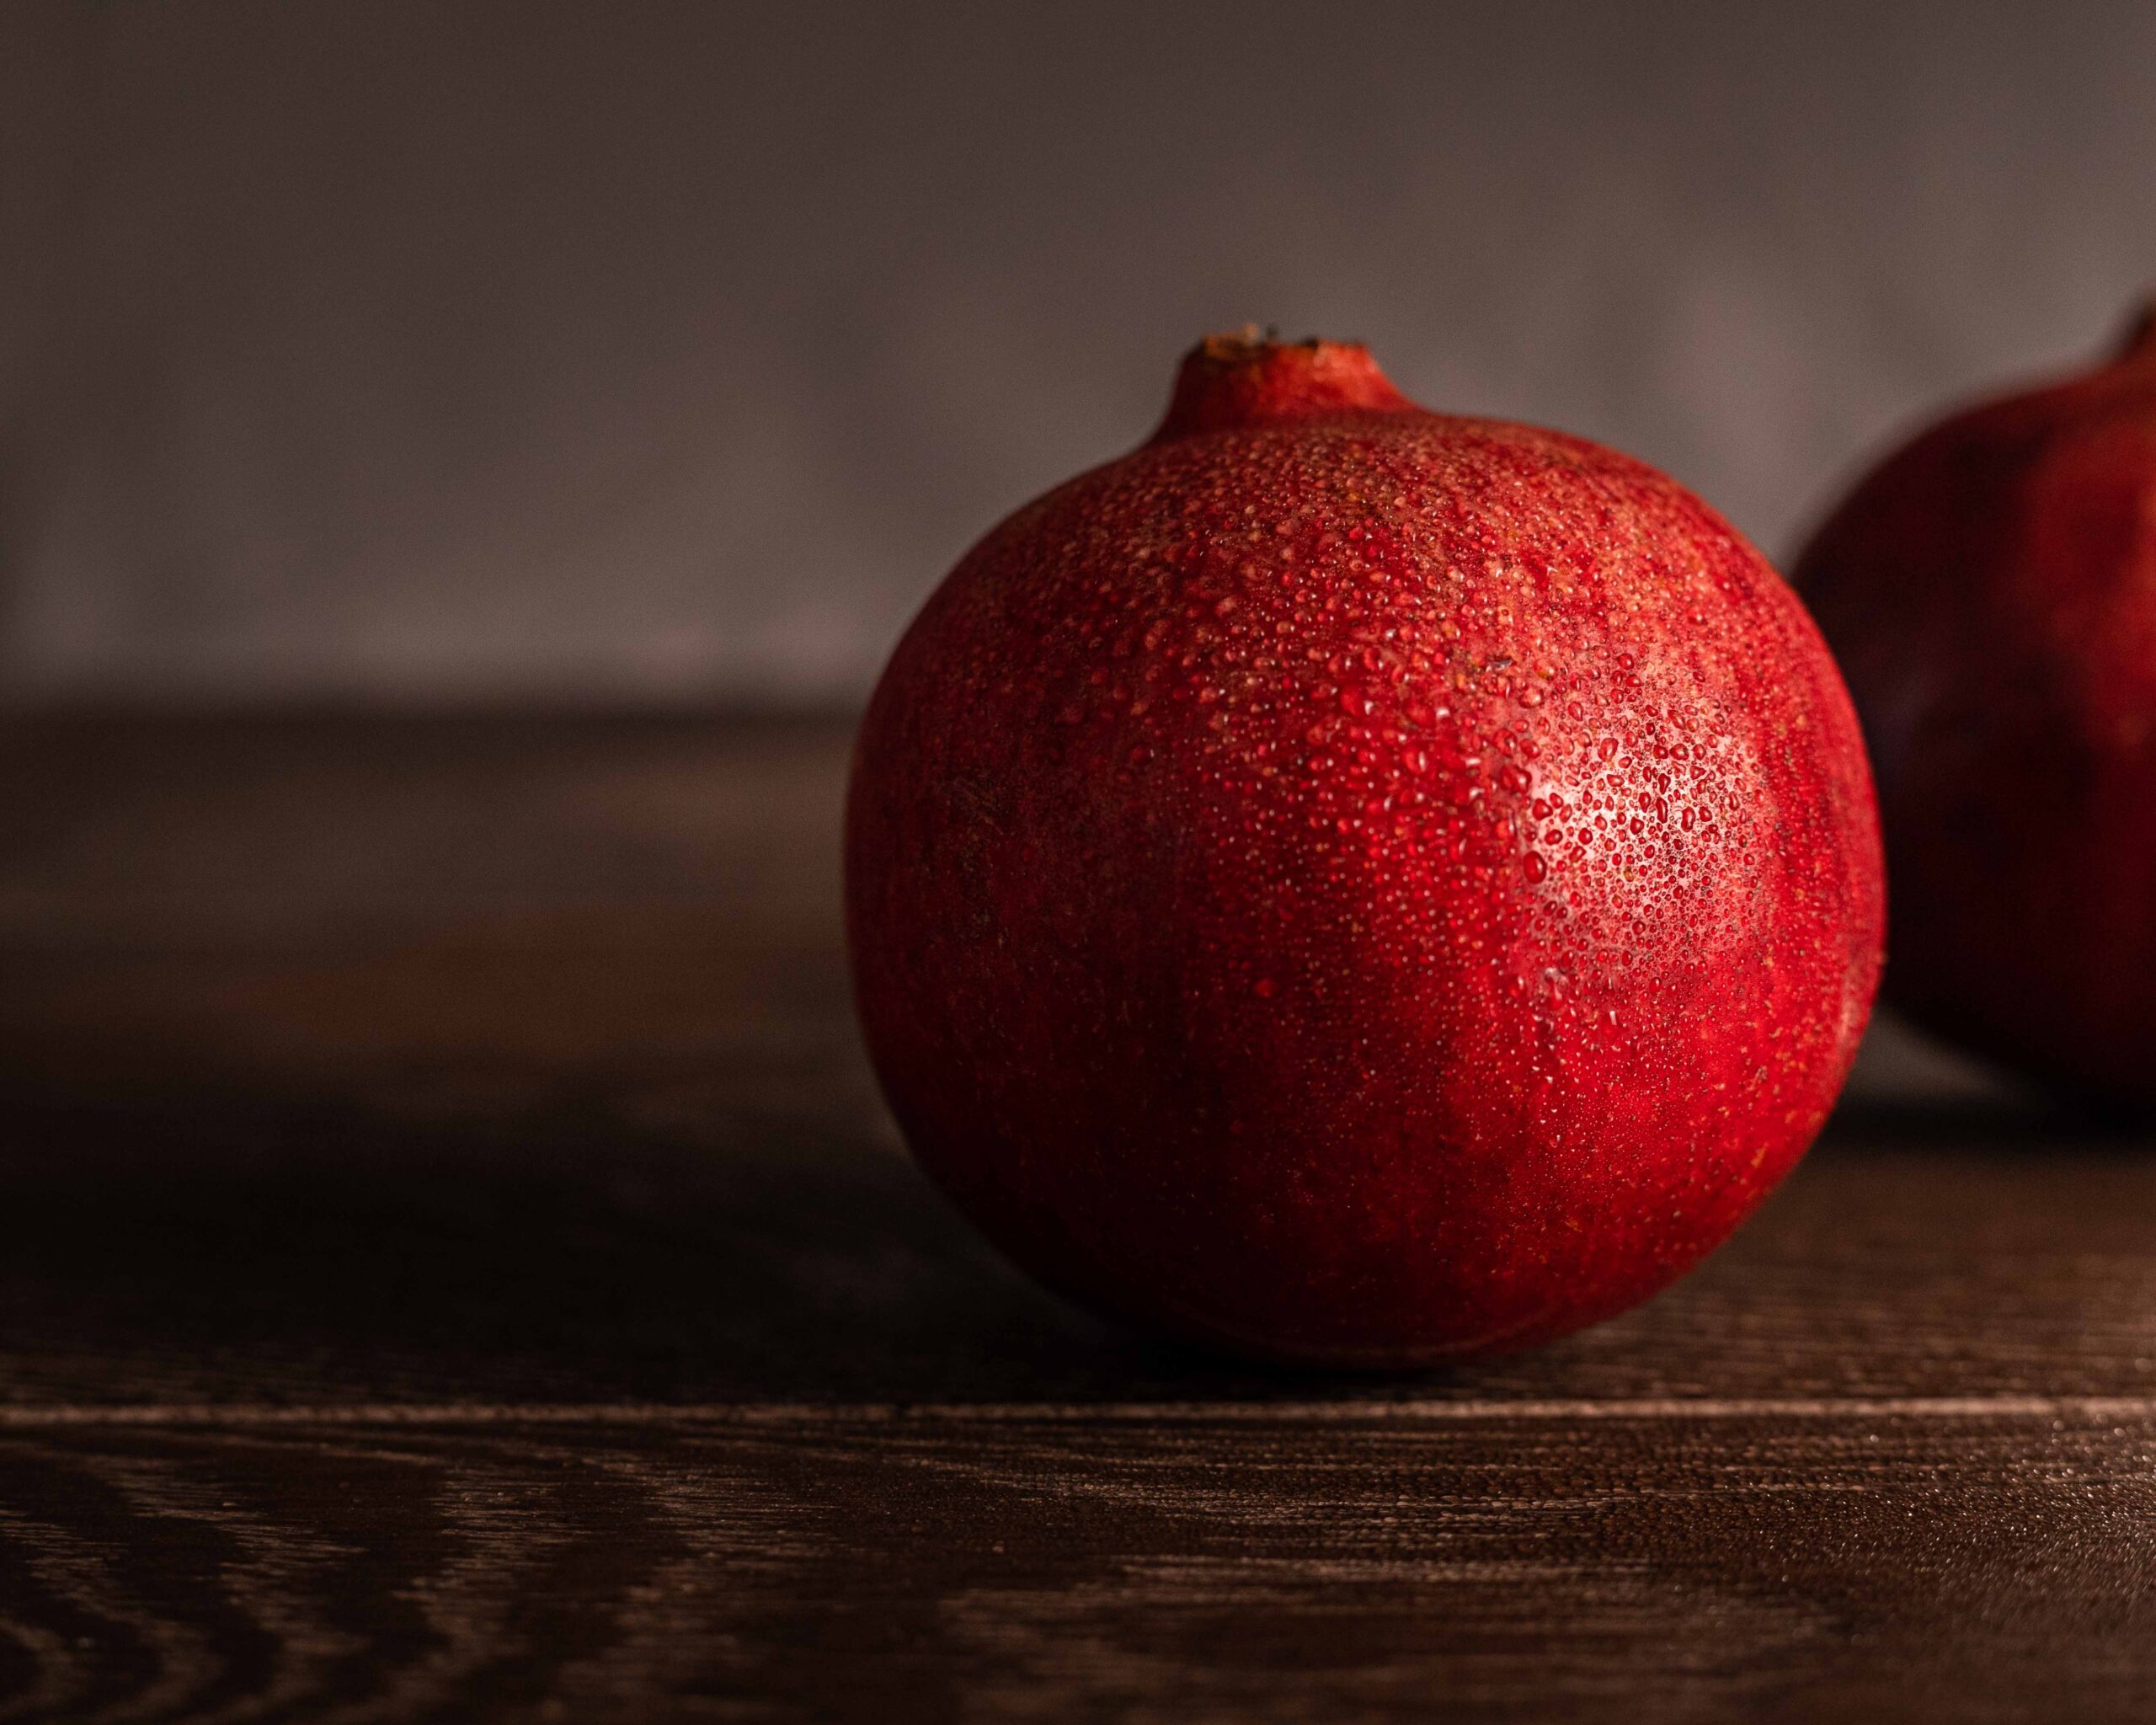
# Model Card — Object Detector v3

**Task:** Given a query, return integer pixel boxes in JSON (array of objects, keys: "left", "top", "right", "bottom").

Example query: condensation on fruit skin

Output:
[
  {"left": 850, "top": 401, "right": 1884, "bottom": 1365},
  {"left": 942, "top": 418, "right": 1810, "bottom": 1039}
]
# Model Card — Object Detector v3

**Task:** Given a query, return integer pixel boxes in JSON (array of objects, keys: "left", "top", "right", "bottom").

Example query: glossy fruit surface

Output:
[
  {"left": 848, "top": 333, "right": 1882, "bottom": 1365},
  {"left": 1798, "top": 307, "right": 2156, "bottom": 1102}
]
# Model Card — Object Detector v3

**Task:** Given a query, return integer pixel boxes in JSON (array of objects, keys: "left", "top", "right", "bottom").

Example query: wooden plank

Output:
[
  {"left": 0, "top": 716, "right": 2143, "bottom": 1413},
  {"left": 0, "top": 1079, "right": 2152, "bottom": 1411},
  {"left": 2, "top": 713, "right": 2153, "bottom": 1720},
  {"left": 0, "top": 1408, "right": 2152, "bottom": 1721}
]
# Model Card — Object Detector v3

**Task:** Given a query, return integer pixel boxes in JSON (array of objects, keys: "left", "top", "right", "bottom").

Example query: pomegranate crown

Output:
[{"left": 1150, "top": 326, "right": 1416, "bottom": 443}]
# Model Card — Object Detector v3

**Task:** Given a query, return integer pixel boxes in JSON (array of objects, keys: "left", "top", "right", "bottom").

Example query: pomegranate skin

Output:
[
  {"left": 1797, "top": 309, "right": 2156, "bottom": 1103},
  {"left": 849, "top": 334, "right": 1883, "bottom": 1366}
]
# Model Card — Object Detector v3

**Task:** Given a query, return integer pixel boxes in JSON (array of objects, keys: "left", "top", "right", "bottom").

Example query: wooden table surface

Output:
[{"left": 0, "top": 712, "right": 2151, "bottom": 1722}]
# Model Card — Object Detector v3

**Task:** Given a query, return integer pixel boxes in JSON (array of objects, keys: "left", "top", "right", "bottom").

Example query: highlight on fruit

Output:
[{"left": 846, "top": 330, "right": 1885, "bottom": 1367}]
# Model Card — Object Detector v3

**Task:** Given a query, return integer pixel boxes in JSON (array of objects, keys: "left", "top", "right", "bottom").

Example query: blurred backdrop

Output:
[{"left": 4, "top": 0, "right": 2156, "bottom": 708}]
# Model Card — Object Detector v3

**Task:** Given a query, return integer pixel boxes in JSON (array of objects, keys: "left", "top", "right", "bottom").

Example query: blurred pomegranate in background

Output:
[
  {"left": 1798, "top": 304, "right": 2156, "bottom": 1103},
  {"left": 848, "top": 332, "right": 1883, "bottom": 1366}
]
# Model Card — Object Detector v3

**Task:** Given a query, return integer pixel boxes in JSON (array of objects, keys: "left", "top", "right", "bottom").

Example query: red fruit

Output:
[
  {"left": 1797, "top": 305, "right": 2156, "bottom": 1102},
  {"left": 848, "top": 333, "right": 1883, "bottom": 1366}
]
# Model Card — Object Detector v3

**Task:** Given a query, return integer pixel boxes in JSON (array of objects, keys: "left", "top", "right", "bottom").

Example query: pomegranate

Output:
[
  {"left": 848, "top": 332, "right": 1883, "bottom": 1365},
  {"left": 1797, "top": 303, "right": 2156, "bottom": 1102}
]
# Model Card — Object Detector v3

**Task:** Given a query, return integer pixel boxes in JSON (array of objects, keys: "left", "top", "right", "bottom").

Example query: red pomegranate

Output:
[
  {"left": 849, "top": 332, "right": 1883, "bottom": 1365},
  {"left": 1797, "top": 304, "right": 2156, "bottom": 1102}
]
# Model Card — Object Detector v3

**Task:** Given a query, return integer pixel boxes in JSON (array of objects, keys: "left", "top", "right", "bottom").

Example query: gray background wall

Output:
[{"left": 4, "top": 0, "right": 2154, "bottom": 707}]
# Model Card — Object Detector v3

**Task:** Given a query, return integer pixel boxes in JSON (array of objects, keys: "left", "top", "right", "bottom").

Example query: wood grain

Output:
[
  {"left": 0, "top": 713, "right": 2153, "bottom": 1721},
  {"left": 0, "top": 1407, "right": 2153, "bottom": 1722}
]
